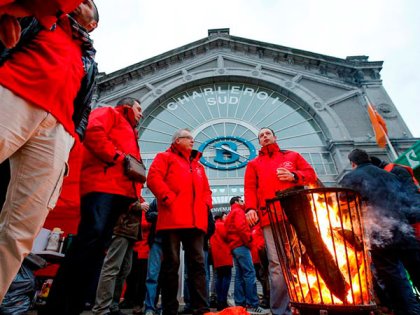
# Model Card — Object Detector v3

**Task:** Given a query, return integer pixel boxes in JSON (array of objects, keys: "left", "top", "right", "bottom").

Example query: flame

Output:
[{"left": 284, "top": 192, "right": 372, "bottom": 305}]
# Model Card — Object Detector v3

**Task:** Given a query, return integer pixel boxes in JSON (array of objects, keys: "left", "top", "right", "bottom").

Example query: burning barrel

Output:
[{"left": 266, "top": 187, "right": 376, "bottom": 315}]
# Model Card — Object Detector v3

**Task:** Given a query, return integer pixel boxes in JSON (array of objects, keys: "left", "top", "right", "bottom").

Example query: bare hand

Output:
[
  {"left": 277, "top": 167, "right": 295, "bottom": 182},
  {"left": 246, "top": 209, "right": 259, "bottom": 226},
  {"left": 140, "top": 202, "right": 149, "bottom": 212}
]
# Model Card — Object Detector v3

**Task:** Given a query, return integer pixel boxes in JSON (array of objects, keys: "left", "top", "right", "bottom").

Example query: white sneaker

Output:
[{"left": 246, "top": 306, "right": 271, "bottom": 315}]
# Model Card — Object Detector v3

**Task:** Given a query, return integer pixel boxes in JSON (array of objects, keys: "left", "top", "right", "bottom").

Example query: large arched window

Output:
[{"left": 139, "top": 82, "right": 337, "bottom": 203}]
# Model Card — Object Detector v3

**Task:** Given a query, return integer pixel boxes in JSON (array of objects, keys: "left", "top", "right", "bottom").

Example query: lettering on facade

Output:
[{"left": 166, "top": 85, "right": 282, "bottom": 110}]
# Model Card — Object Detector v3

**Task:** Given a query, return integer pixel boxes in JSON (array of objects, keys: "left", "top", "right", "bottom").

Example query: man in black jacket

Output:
[
  {"left": 0, "top": 0, "right": 98, "bottom": 303},
  {"left": 340, "top": 149, "right": 420, "bottom": 315}
]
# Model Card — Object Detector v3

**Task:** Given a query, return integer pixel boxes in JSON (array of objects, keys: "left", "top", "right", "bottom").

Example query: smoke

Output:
[{"left": 363, "top": 205, "right": 415, "bottom": 249}]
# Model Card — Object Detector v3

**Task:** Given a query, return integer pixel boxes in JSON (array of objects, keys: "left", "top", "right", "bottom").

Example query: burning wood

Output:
[{"left": 268, "top": 188, "right": 376, "bottom": 312}]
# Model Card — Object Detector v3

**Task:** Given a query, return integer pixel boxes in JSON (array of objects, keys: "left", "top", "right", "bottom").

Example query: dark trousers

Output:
[
  {"left": 44, "top": 193, "right": 134, "bottom": 315},
  {"left": 160, "top": 228, "right": 208, "bottom": 315},
  {"left": 124, "top": 257, "right": 148, "bottom": 307},
  {"left": 371, "top": 247, "right": 420, "bottom": 315},
  {"left": 215, "top": 266, "right": 232, "bottom": 307}
]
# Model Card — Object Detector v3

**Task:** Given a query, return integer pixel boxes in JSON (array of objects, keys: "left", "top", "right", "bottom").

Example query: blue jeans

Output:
[
  {"left": 371, "top": 248, "right": 420, "bottom": 315},
  {"left": 144, "top": 241, "right": 163, "bottom": 312},
  {"left": 45, "top": 193, "right": 134, "bottom": 315},
  {"left": 232, "top": 246, "right": 258, "bottom": 308},
  {"left": 215, "top": 266, "right": 232, "bottom": 305}
]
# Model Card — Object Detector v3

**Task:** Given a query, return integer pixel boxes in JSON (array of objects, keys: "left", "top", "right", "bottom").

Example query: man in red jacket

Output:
[
  {"left": 245, "top": 127, "right": 317, "bottom": 315},
  {"left": 45, "top": 97, "right": 144, "bottom": 315},
  {"left": 147, "top": 128, "right": 212, "bottom": 315},
  {"left": 225, "top": 196, "right": 269, "bottom": 315},
  {"left": 0, "top": 0, "right": 98, "bottom": 304}
]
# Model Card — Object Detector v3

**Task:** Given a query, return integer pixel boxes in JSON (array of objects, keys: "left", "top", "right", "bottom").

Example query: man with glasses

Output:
[{"left": 147, "top": 128, "right": 212, "bottom": 315}]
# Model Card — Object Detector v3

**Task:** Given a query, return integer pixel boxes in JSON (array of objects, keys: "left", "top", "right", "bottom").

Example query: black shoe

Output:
[
  {"left": 179, "top": 307, "right": 193, "bottom": 314},
  {"left": 109, "top": 310, "right": 128, "bottom": 315},
  {"left": 119, "top": 300, "right": 135, "bottom": 309}
]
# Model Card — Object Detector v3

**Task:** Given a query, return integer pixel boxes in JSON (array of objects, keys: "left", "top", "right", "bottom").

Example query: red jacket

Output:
[
  {"left": 210, "top": 219, "right": 233, "bottom": 268},
  {"left": 225, "top": 203, "right": 252, "bottom": 250},
  {"left": 0, "top": 16, "right": 84, "bottom": 137},
  {"left": 80, "top": 106, "right": 142, "bottom": 198},
  {"left": 133, "top": 214, "right": 151, "bottom": 259},
  {"left": 245, "top": 143, "right": 317, "bottom": 227},
  {"left": 250, "top": 225, "right": 265, "bottom": 264},
  {"left": 147, "top": 145, "right": 212, "bottom": 233}
]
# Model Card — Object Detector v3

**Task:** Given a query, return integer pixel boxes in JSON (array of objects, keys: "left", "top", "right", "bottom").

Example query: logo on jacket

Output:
[{"left": 198, "top": 136, "right": 257, "bottom": 170}]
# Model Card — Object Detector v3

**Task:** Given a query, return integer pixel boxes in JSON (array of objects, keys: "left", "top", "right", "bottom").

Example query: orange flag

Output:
[{"left": 367, "top": 101, "right": 388, "bottom": 148}]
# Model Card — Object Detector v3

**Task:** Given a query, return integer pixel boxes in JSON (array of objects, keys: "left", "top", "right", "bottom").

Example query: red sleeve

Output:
[
  {"left": 293, "top": 153, "right": 317, "bottom": 186},
  {"left": 83, "top": 108, "right": 121, "bottom": 164},
  {"left": 201, "top": 165, "right": 213, "bottom": 209},
  {"left": 146, "top": 153, "right": 176, "bottom": 204},
  {"left": 233, "top": 207, "right": 252, "bottom": 246},
  {"left": 244, "top": 161, "right": 258, "bottom": 211}
]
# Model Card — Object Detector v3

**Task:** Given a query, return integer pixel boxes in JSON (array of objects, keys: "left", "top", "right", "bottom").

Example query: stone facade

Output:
[{"left": 95, "top": 28, "right": 417, "bottom": 199}]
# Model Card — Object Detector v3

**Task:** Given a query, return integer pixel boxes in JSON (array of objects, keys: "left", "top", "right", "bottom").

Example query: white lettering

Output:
[
  {"left": 271, "top": 97, "right": 281, "bottom": 106},
  {"left": 207, "top": 97, "right": 216, "bottom": 106},
  {"left": 230, "top": 86, "right": 241, "bottom": 94},
  {"left": 192, "top": 91, "right": 202, "bottom": 99},
  {"left": 229, "top": 96, "right": 239, "bottom": 105},
  {"left": 167, "top": 102, "right": 178, "bottom": 110},
  {"left": 216, "top": 86, "right": 227, "bottom": 94},
  {"left": 203, "top": 88, "right": 214, "bottom": 96},
  {"left": 244, "top": 88, "right": 255, "bottom": 96},
  {"left": 257, "top": 91, "right": 268, "bottom": 100},
  {"left": 218, "top": 96, "right": 228, "bottom": 105},
  {"left": 176, "top": 95, "right": 189, "bottom": 105}
]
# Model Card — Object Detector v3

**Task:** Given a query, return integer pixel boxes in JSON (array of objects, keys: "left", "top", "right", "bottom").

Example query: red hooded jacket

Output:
[
  {"left": 250, "top": 224, "right": 266, "bottom": 264},
  {"left": 133, "top": 214, "right": 151, "bottom": 259},
  {"left": 80, "top": 106, "right": 142, "bottom": 199},
  {"left": 210, "top": 219, "right": 233, "bottom": 268},
  {"left": 245, "top": 143, "right": 317, "bottom": 227},
  {"left": 225, "top": 203, "right": 252, "bottom": 251},
  {"left": 147, "top": 145, "right": 212, "bottom": 233}
]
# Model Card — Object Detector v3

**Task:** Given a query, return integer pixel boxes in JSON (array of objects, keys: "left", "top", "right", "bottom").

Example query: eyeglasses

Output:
[{"left": 178, "top": 136, "right": 194, "bottom": 140}]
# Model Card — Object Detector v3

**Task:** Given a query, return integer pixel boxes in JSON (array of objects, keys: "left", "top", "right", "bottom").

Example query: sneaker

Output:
[
  {"left": 246, "top": 306, "right": 270, "bottom": 315},
  {"left": 144, "top": 310, "right": 155, "bottom": 315}
]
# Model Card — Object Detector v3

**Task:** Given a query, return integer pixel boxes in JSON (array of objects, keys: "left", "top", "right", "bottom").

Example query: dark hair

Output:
[
  {"left": 259, "top": 127, "right": 275, "bottom": 137},
  {"left": 348, "top": 149, "right": 370, "bottom": 166},
  {"left": 116, "top": 97, "right": 140, "bottom": 107},
  {"left": 214, "top": 214, "right": 223, "bottom": 221},
  {"left": 370, "top": 156, "right": 387, "bottom": 169},
  {"left": 229, "top": 196, "right": 242, "bottom": 205},
  {"left": 92, "top": 1, "right": 99, "bottom": 22}
]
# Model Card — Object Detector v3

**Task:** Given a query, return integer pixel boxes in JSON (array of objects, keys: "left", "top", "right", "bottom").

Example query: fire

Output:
[{"left": 284, "top": 191, "right": 372, "bottom": 305}]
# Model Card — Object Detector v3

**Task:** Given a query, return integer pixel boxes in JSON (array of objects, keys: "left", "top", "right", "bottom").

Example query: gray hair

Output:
[{"left": 172, "top": 128, "right": 191, "bottom": 143}]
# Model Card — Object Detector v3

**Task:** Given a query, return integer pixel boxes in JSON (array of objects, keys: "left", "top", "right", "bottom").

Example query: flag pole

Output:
[{"left": 363, "top": 94, "right": 399, "bottom": 160}]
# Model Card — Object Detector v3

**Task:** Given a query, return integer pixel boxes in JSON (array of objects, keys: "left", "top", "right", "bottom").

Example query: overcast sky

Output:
[{"left": 91, "top": 0, "right": 420, "bottom": 138}]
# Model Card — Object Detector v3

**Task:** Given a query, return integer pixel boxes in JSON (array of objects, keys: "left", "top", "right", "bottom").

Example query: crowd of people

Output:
[{"left": 0, "top": 2, "right": 420, "bottom": 315}]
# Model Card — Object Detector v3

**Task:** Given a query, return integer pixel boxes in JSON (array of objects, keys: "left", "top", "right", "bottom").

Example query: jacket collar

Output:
[
  {"left": 259, "top": 142, "right": 280, "bottom": 157},
  {"left": 168, "top": 144, "right": 202, "bottom": 162}
]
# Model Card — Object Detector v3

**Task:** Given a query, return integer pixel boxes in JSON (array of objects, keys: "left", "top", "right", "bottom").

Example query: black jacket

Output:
[
  {"left": 0, "top": 17, "right": 98, "bottom": 141},
  {"left": 340, "top": 162, "right": 420, "bottom": 250}
]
